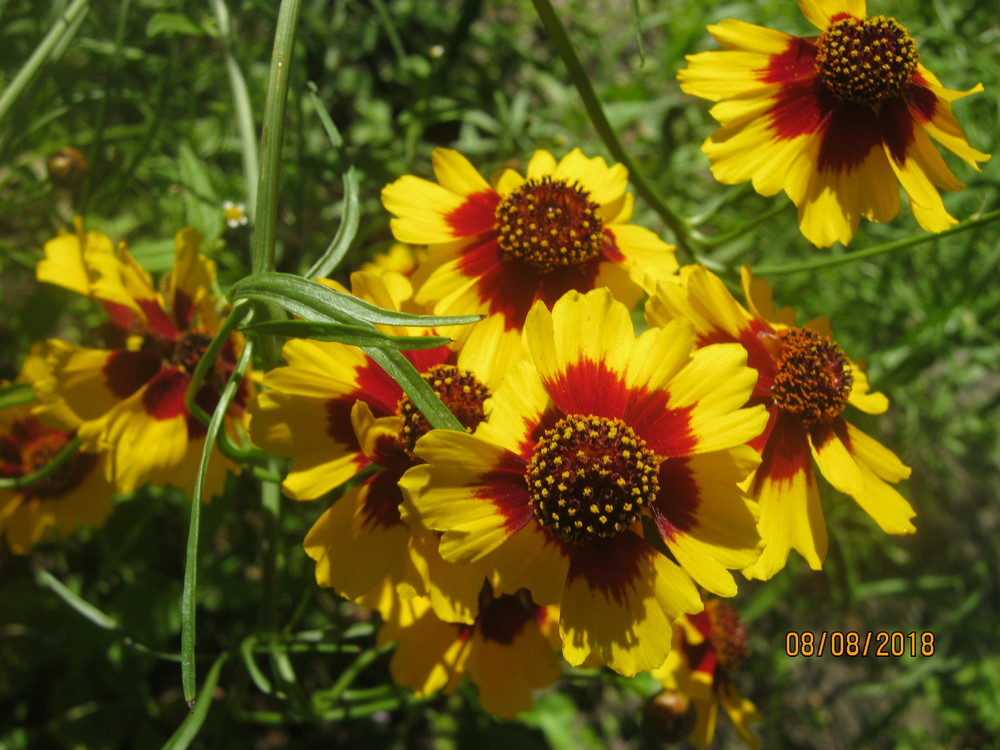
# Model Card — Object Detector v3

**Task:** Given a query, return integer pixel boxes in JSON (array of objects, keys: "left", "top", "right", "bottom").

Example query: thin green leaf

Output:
[
  {"left": 228, "top": 272, "right": 482, "bottom": 328},
  {"left": 164, "top": 653, "right": 228, "bottom": 749},
  {"left": 181, "top": 338, "right": 254, "bottom": 705},
  {"left": 239, "top": 636, "right": 274, "bottom": 695},
  {"left": 364, "top": 347, "right": 464, "bottom": 431},
  {"left": 241, "top": 319, "right": 450, "bottom": 350},
  {"left": 37, "top": 571, "right": 182, "bottom": 661},
  {"left": 304, "top": 84, "right": 361, "bottom": 279},
  {"left": 38, "top": 570, "right": 117, "bottom": 629},
  {"left": 628, "top": 0, "right": 645, "bottom": 65}
]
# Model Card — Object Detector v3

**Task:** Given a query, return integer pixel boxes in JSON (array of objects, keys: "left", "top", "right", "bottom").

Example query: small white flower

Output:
[{"left": 222, "top": 200, "right": 248, "bottom": 228}]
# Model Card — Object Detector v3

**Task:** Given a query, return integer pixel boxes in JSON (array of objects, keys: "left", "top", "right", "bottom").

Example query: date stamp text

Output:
[{"left": 784, "top": 631, "right": 935, "bottom": 657}]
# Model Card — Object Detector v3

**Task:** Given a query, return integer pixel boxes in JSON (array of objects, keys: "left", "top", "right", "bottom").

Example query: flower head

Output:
[
  {"left": 1, "top": 352, "right": 113, "bottom": 553},
  {"left": 222, "top": 200, "right": 248, "bottom": 229},
  {"left": 651, "top": 599, "right": 762, "bottom": 748},
  {"left": 678, "top": 0, "right": 989, "bottom": 246},
  {"left": 381, "top": 148, "right": 677, "bottom": 353},
  {"left": 34, "top": 226, "right": 251, "bottom": 498},
  {"left": 379, "top": 584, "right": 561, "bottom": 719},
  {"left": 400, "top": 288, "right": 767, "bottom": 675},
  {"left": 646, "top": 266, "right": 916, "bottom": 579}
]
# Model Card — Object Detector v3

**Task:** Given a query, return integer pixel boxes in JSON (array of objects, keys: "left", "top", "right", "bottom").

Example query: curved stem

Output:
[
  {"left": 530, "top": 0, "right": 694, "bottom": 258},
  {"left": 752, "top": 207, "right": 1000, "bottom": 276}
]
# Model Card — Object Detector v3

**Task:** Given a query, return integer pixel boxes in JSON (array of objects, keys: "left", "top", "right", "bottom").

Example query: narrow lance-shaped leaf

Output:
[
  {"left": 228, "top": 272, "right": 483, "bottom": 328},
  {"left": 241, "top": 319, "right": 451, "bottom": 350}
]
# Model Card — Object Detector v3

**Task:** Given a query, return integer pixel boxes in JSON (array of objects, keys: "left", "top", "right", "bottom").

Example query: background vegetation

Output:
[{"left": 1, "top": 0, "right": 997, "bottom": 748}]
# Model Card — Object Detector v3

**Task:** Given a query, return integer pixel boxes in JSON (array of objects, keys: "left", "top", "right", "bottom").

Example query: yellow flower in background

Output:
[
  {"left": 381, "top": 147, "right": 677, "bottom": 355},
  {"left": 379, "top": 585, "right": 561, "bottom": 719},
  {"left": 0, "top": 352, "right": 114, "bottom": 553},
  {"left": 650, "top": 600, "right": 762, "bottom": 749},
  {"left": 678, "top": 0, "right": 989, "bottom": 247},
  {"left": 359, "top": 242, "right": 428, "bottom": 277},
  {"left": 401, "top": 288, "right": 767, "bottom": 676},
  {"left": 646, "top": 266, "right": 915, "bottom": 579},
  {"left": 34, "top": 225, "right": 252, "bottom": 499},
  {"left": 248, "top": 270, "right": 520, "bottom": 621}
]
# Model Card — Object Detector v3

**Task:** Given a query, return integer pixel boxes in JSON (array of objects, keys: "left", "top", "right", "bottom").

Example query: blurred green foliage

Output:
[{"left": 1, "top": 0, "right": 998, "bottom": 748}]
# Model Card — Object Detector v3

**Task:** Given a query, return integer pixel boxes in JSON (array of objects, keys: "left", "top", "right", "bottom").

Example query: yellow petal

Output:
[{"left": 431, "top": 147, "right": 491, "bottom": 195}]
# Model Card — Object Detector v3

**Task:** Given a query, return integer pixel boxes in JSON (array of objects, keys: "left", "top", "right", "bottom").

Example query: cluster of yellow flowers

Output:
[{"left": 1, "top": 0, "right": 987, "bottom": 745}]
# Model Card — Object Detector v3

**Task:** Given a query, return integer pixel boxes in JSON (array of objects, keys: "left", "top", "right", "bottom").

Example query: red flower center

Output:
[
  {"left": 495, "top": 176, "right": 604, "bottom": 272},
  {"left": 815, "top": 15, "right": 918, "bottom": 104},
  {"left": 397, "top": 364, "right": 491, "bottom": 459},
  {"left": 525, "top": 415, "right": 658, "bottom": 544},
  {"left": 704, "top": 599, "right": 749, "bottom": 673},
  {"left": 770, "top": 328, "right": 853, "bottom": 425}
]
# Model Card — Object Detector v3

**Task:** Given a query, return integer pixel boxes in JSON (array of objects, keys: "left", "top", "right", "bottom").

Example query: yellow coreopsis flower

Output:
[
  {"left": 0, "top": 352, "right": 114, "bottom": 553},
  {"left": 379, "top": 585, "right": 561, "bottom": 719},
  {"left": 646, "top": 266, "right": 915, "bottom": 579},
  {"left": 400, "top": 288, "right": 768, "bottom": 676},
  {"left": 678, "top": 0, "right": 989, "bottom": 246},
  {"left": 34, "top": 225, "right": 251, "bottom": 499},
  {"left": 381, "top": 147, "right": 677, "bottom": 353},
  {"left": 651, "top": 600, "right": 762, "bottom": 749}
]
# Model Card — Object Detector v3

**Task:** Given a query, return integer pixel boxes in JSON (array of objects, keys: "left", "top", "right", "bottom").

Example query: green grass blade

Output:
[
  {"left": 304, "top": 83, "right": 360, "bottom": 279},
  {"left": 210, "top": 0, "right": 260, "bottom": 217},
  {"left": 0, "top": 0, "right": 90, "bottom": 126}
]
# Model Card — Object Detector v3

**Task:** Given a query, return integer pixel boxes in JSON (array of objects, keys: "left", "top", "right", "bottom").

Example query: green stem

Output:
[
  {"left": 0, "top": 437, "right": 80, "bottom": 490},
  {"left": 695, "top": 201, "right": 788, "bottom": 248},
  {"left": 210, "top": 0, "right": 260, "bottom": 218},
  {"left": 0, "top": 0, "right": 90, "bottom": 127},
  {"left": 752, "top": 207, "right": 1000, "bottom": 276},
  {"left": 79, "top": 0, "right": 131, "bottom": 214},
  {"left": 369, "top": 0, "right": 408, "bottom": 66},
  {"left": 250, "top": 0, "right": 303, "bottom": 274},
  {"left": 183, "top": 301, "right": 265, "bottom": 464},
  {"left": 530, "top": 0, "right": 693, "bottom": 257}
]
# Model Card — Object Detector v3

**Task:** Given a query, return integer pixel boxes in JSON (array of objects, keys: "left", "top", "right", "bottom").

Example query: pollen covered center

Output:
[
  {"left": 495, "top": 176, "right": 604, "bottom": 272},
  {"left": 526, "top": 414, "right": 659, "bottom": 544},
  {"left": 815, "top": 15, "right": 918, "bottom": 104},
  {"left": 771, "top": 328, "right": 853, "bottom": 425},
  {"left": 171, "top": 332, "right": 212, "bottom": 373},
  {"left": 20, "top": 429, "right": 94, "bottom": 499},
  {"left": 398, "top": 364, "right": 491, "bottom": 459},
  {"left": 704, "top": 599, "right": 750, "bottom": 673}
]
